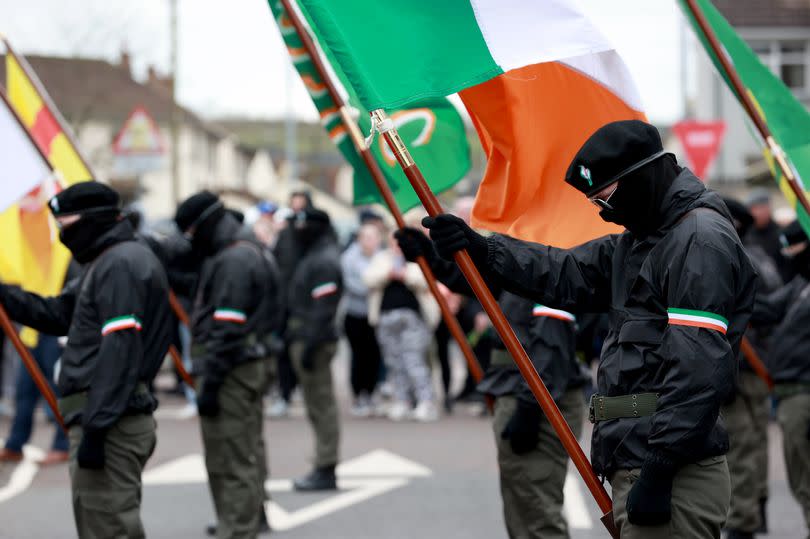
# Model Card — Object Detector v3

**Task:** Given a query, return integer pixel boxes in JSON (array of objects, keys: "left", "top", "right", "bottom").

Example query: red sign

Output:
[
  {"left": 112, "top": 106, "right": 165, "bottom": 156},
  {"left": 673, "top": 120, "right": 726, "bottom": 180}
]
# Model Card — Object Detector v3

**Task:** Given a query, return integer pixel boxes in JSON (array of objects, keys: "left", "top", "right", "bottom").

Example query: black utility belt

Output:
[
  {"left": 589, "top": 392, "right": 659, "bottom": 424},
  {"left": 59, "top": 382, "right": 150, "bottom": 418}
]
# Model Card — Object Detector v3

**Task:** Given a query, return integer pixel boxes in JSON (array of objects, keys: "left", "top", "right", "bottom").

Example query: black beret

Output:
[
  {"left": 48, "top": 182, "right": 119, "bottom": 217},
  {"left": 780, "top": 220, "right": 809, "bottom": 248},
  {"left": 565, "top": 120, "right": 666, "bottom": 197},
  {"left": 175, "top": 191, "right": 221, "bottom": 231}
]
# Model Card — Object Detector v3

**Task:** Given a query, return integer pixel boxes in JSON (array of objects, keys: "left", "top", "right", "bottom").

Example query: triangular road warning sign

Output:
[{"left": 112, "top": 106, "right": 165, "bottom": 156}]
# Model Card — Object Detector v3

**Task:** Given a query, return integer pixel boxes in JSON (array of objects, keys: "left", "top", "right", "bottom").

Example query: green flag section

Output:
[
  {"left": 297, "top": 0, "right": 612, "bottom": 111},
  {"left": 679, "top": 0, "right": 810, "bottom": 235},
  {"left": 268, "top": 0, "right": 470, "bottom": 212}
]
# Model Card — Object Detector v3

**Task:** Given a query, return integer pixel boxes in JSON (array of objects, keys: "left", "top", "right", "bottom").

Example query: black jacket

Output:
[
  {"left": 191, "top": 215, "right": 281, "bottom": 385},
  {"left": 286, "top": 233, "right": 343, "bottom": 344},
  {"left": 738, "top": 243, "right": 781, "bottom": 373},
  {"left": 0, "top": 220, "right": 172, "bottom": 430},
  {"left": 751, "top": 276, "right": 810, "bottom": 385},
  {"left": 429, "top": 258, "right": 584, "bottom": 404},
  {"left": 481, "top": 171, "right": 757, "bottom": 474}
]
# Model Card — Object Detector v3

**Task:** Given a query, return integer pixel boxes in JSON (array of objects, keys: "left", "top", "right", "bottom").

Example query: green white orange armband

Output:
[
  {"left": 311, "top": 282, "right": 338, "bottom": 299},
  {"left": 667, "top": 308, "right": 728, "bottom": 334},
  {"left": 101, "top": 315, "right": 143, "bottom": 336},
  {"left": 532, "top": 304, "right": 576, "bottom": 323},
  {"left": 213, "top": 308, "right": 247, "bottom": 324}
]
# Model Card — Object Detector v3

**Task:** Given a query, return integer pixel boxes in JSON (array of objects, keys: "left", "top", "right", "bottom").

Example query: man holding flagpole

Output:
[
  {"left": 395, "top": 226, "right": 586, "bottom": 538},
  {"left": 423, "top": 120, "right": 757, "bottom": 537},
  {"left": 0, "top": 182, "right": 172, "bottom": 538}
]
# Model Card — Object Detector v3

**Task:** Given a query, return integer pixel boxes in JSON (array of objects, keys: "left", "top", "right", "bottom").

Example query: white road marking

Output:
[
  {"left": 563, "top": 472, "right": 594, "bottom": 529},
  {"left": 337, "top": 449, "right": 432, "bottom": 478},
  {"left": 144, "top": 449, "right": 432, "bottom": 530},
  {"left": 265, "top": 478, "right": 409, "bottom": 531},
  {"left": 0, "top": 440, "right": 46, "bottom": 504},
  {"left": 143, "top": 454, "right": 207, "bottom": 485}
]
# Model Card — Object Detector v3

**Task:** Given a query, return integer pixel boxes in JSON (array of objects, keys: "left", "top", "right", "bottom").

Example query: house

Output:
[
  {"left": 0, "top": 51, "right": 278, "bottom": 219},
  {"left": 693, "top": 0, "right": 810, "bottom": 185}
]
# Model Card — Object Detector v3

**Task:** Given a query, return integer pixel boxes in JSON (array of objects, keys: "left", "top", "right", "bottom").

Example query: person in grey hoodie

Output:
[{"left": 341, "top": 223, "right": 384, "bottom": 417}]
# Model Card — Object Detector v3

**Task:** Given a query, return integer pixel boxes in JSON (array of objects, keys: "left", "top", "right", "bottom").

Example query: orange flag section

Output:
[
  {"left": 461, "top": 62, "right": 645, "bottom": 248},
  {"left": 3, "top": 49, "right": 92, "bottom": 345}
]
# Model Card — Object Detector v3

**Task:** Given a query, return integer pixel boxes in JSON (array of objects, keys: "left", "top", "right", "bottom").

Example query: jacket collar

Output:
[
  {"left": 209, "top": 213, "right": 242, "bottom": 254},
  {"left": 83, "top": 219, "right": 135, "bottom": 261},
  {"left": 653, "top": 169, "right": 732, "bottom": 236}
]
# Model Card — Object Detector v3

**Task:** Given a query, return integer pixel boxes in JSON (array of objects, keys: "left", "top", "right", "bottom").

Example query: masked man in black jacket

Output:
[
  {"left": 750, "top": 220, "right": 810, "bottom": 535},
  {"left": 286, "top": 208, "right": 343, "bottom": 491},
  {"left": 175, "top": 191, "right": 281, "bottom": 539},
  {"left": 395, "top": 227, "right": 586, "bottom": 539},
  {"left": 0, "top": 182, "right": 171, "bottom": 539},
  {"left": 421, "top": 120, "right": 757, "bottom": 537}
]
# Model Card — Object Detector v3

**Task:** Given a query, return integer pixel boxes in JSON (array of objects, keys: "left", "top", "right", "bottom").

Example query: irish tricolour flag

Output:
[{"left": 299, "top": 0, "right": 646, "bottom": 247}]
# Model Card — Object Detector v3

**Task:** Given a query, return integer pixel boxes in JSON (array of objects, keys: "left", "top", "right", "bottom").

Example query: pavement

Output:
[{"left": 0, "top": 348, "right": 806, "bottom": 539}]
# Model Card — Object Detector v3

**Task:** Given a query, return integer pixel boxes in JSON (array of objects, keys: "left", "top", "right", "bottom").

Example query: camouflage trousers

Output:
[{"left": 376, "top": 308, "right": 434, "bottom": 404}]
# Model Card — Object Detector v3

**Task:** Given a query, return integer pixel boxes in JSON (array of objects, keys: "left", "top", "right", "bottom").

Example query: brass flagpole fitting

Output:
[
  {"left": 766, "top": 136, "right": 797, "bottom": 182},
  {"left": 371, "top": 109, "right": 414, "bottom": 167}
]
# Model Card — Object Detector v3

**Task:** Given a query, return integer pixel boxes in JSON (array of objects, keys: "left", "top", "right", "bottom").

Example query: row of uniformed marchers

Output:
[
  {"left": 397, "top": 119, "right": 809, "bottom": 539},
  {"left": 2, "top": 119, "right": 809, "bottom": 539},
  {"left": 0, "top": 183, "right": 344, "bottom": 539}
]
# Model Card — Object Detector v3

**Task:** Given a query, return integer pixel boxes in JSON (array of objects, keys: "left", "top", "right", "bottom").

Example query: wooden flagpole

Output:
[
  {"left": 279, "top": 0, "right": 486, "bottom": 388},
  {"left": 683, "top": 0, "right": 810, "bottom": 217},
  {"left": 167, "top": 291, "right": 195, "bottom": 389},
  {"left": 0, "top": 86, "right": 66, "bottom": 434},
  {"left": 740, "top": 336, "right": 774, "bottom": 391},
  {"left": 370, "top": 109, "right": 618, "bottom": 537}
]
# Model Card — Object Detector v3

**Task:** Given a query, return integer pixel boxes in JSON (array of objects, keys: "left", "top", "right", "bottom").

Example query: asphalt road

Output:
[{"left": 0, "top": 349, "right": 806, "bottom": 539}]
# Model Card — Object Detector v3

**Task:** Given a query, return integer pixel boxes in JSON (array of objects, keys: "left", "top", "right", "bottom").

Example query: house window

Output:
[{"left": 748, "top": 39, "right": 810, "bottom": 97}]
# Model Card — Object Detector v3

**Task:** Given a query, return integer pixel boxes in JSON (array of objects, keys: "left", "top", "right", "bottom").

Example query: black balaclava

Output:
[
  {"left": 59, "top": 211, "right": 121, "bottom": 263},
  {"left": 293, "top": 208, "right": 331, "bottom": 250},
  {"left": 49, "top": 182, "right": 122, "bottom": 264},
  {"left": 597, "top": 153, "right": 681, "bottom": 238},
  {"left": 175, "top": 191, "right": 226, "bottom": 257},
  {"left": 781, "top": 221, "right": 810, "bottom": 279},
  {"left": 721, "top": 197, "right": 755, "bottom": 239}
]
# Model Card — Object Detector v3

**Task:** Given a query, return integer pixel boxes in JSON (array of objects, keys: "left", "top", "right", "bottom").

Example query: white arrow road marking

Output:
[
  {"left": 0, "top": 440, "right": 46, "bottom": 504},
  {"left": 141, "top": 450, "right": 595, "bottom": 531},
  {"left": 337, "top": 449, "right": 432, "bottom": 477},
  {"left": 144, "top": 449, "right": 433, "bottom": 530},
  {"left": 264, "top": 478, "right": 409, "bottom": 531},
  {"left": 142, "top": 453, "right": 206, "bottom": 485},
  {"left": 563, "top": 472, "right": 594, "bottom": 529}
]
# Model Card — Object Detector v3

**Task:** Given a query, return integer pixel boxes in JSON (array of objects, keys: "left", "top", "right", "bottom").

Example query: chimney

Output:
[
  {"left": 119, "top": 48, "right": 131, "bottom": 78},
  {"left": 146, "top": 65, "right": 174, "bottom": 96}
]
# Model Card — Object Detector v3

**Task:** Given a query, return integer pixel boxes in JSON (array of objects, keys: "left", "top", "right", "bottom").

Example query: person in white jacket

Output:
[{"left": 364, "top": 234, "right": 440, "bottom": 422}]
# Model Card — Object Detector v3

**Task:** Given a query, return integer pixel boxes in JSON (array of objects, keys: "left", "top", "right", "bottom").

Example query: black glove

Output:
[
  {"left": 806, "top": 419, "right": 810, "bottom": 441},
  {"left": 301, "top": 343, "right": 317, "bottom": 372},
  {"left": 196, "top": 379, "right": 222, "bottom": 417},
  {"left": 422, "top": 214, "right": 488, "bottom": 264},
  {"left": 393, "top": 227, "right": 435, "bottom": 263},
  {"left": 77, "top": 429, "right": 107, "bottom": 470},
  {"left": 500, "top": 400, "right": 542, "bottom": 455},
  {"left": 626, "top": 451, "right": 677, "bottom": 526}
]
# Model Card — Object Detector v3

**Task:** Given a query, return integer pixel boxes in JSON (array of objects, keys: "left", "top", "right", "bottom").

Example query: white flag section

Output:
[{"left": 0, "top": 94, "right": 51, "bottom": 212}]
